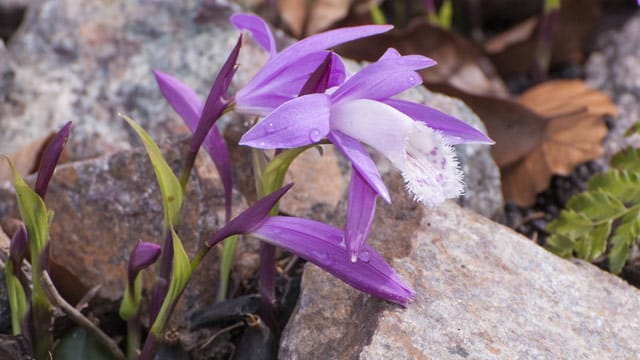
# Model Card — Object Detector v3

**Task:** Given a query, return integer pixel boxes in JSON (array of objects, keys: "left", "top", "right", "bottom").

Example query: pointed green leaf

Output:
[
  {"left": 4, "top": 263, "right": 28, "bottom": 335},
  {"left": 121, "top": 115, "right": 183, "bottom": 227},
  {"left": 546, "top": 210, "right": 593, "bottom": 240},
  {"left": 611, "top": 147, "right": 640, "bottom": 173},
  {"left": 546, "top": 234, "right": 575, "bottom": 257},
  {"left": 2, "top": 156, "right": 49, "bottom": 256},
  {"left": 150, "top": 227, "right": 192, "bottom": 335},
  {"left": 589, "top": 169, "right": 640, "bottom": 204},
  {"left": 565, "top": 190, "right": 626, "bottom": 223}
]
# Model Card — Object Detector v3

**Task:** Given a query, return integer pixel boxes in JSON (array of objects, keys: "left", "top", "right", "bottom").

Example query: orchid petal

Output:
[
  {"left": 153, "top": 70, "right": 202, "bottom": 127},
  {"left": 35, "top": 121, "right": 71, "bottom": 199},
  {"left": 384, "top": 99, "right": 494, "bottom": 145},
  {"left": 206, "top": 184, "right": 294, "bottom": 246},
  {"left": 251, "top": 216, "right": 415, "bottom": 306},
  {"left": 331, "top": 99, "right": 412, "bottom": 167},
  {"left": 328, "top": 131, "right": 390, "bottom": 203},
  {"left": 330, "top": 52, "right": 435, "bottom": 103},
  {"left": 235, "top": 51, "right": 336, "bottom": 115},
  {"left": 191, "top": 35, "right": 241, "bottom": 153},
  {"left": 154, "top": 70, "right": 235, "bottom": 222},
  {"left": 240, "top": 93, "right": 331, "bottom": 149},
  {"left": 328, "top": 52, "right": 347, "bottom": 88},
  {"left": 128, "top": 240, "right": 162, "bottom": 288},
  {"left": 400, "top": 122, "right": 464, "bottom": 206},
  {"left": 345, "top": 169, "right": 377, "bottom": 262},
  {"left": 230, "top": 13, "right": 276, "bottom": 57}
]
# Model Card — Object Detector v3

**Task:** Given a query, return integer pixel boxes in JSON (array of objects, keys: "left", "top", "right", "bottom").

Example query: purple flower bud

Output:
[
  {"left": 35, "top": 121, "right": 71, "bottom": 199},
  {"left": 128, "top": 240, "right": 162, "bottom": 288},
  {"left": 206, "top": 183, "right": 293, "bottom": 246},
  {"left": 9, "top": 224, "right": 28, "bottom": 271}
]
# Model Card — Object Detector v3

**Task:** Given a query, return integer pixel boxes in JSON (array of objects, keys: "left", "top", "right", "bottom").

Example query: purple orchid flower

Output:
[
  {"left": 240, "top": 48, "right": 493, "bottom": 260},
  {"left": 153, "top": 36, "right": 241, "bottom": 222},
  {"left": 230, "top": 13, "right": 392, "bottom": 116}
]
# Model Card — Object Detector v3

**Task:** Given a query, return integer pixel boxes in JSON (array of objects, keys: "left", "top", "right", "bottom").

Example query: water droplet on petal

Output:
[
  {"left": 408, "top": 75, "right": 417, "bottom": 85},
  {"left": 315, "top": 251, "right": 334, "bottom": 266},
  {"left": 358, "top": 250, "right": 371, "bottom": 263},
  {"left": 309, "top": 128, "right": 322, "bottom": 143},
  {"left": 266, "top": 122, "right": 275, "bottom": 133}
]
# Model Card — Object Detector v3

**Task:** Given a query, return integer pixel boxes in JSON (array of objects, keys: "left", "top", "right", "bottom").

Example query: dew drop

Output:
[
  {"left": 407, "top": 75, "right": 417, "bottom": 85},
  {"left": 266, "top": 122, "right": 276, "bottom": 133},
  {"left": 309, "top": 128, "right": 322, "bottom": 142},
  {"left": 358, "top": 250, "right": 371, "bottom": 263},
  {"left": 316, "top": 251, "right": 334, "bottom": 266}
]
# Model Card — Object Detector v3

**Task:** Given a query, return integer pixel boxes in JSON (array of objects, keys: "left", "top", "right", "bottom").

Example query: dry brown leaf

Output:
[
  {"left": 484, "top": 17, "right": 538, "bottom": 54},
  {"left": 334, "top": 19, "right": 510, "bottom": 98},
  {"left": 278, "top": 0, "right": 352, "bottom": 37},
  {"left": 500, "top": 79, "right": 616, "bottom": 206},
  {"left": 426, "top": 83, "right": 547, "bottom": 168},
  {"left": 277, "top": 0, "right": 307, "bottom": 37}
]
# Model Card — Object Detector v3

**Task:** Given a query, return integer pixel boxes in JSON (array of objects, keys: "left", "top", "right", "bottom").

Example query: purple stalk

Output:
[{"left": 35, "top": 121, "right": 71, "bottom": 199}]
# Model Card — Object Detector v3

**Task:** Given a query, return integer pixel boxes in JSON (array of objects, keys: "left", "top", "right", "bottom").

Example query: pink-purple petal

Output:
[
  {"left": 230, "top": 13, "right": 276, "bottom": 57},
  {"left": 239, "top": 94, "right": 332, "bottom": 149},
  {"left": 328, "top": 131, "right": 390, "bottom": 203},
  {"left": 153, "top": 70, "right": 202, "bottom": 127},
  {"left": 345, "top": 169, "right": 377, "bottom": 262},
  {"left": 384, "top": 99, "right": 494, "bottom": 145},
  {"left": 330, "top": 53, "right": 435, "bottom": 103},
  {"left": 251, "top": 216, "right": 415, "bottom": 306}
]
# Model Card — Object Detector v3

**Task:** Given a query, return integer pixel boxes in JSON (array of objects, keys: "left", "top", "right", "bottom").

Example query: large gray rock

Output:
[
  {"left": 586, "top": 14, "right": 640, "bottom": 160},
  {"left": 0, "top": 0, "right": 254, "bottom": 160},
  {"left": 280, "top": 172, "right": 640, "bottom": 359}
]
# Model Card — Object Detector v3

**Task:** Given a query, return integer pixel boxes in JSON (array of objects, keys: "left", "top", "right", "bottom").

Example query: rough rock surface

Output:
[
  {"left": 586, "top": 14, "right": 640, "bottom": 160},
  {"left": 280, "top": 172, "right": 640, "bottom": 359},
  {"left": 0, "top": 0, "right": 254, "bottom": 160},
  {"left": 0, "top": 40, "right": 13, "bottom": 99},
  {"left": 0, "top": 139, "right": 247, "bottom": 326}
]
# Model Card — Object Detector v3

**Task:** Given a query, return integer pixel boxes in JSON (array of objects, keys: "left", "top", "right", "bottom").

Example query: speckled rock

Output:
[
  {"left": 0, "top": 40, "right": 13, "bottom": 99},
  {"left": 0, "top": 139, "right": 247, "bottom": 327},
  {"left": 0, "top": 0, "right": 258, "bottom": 160},
  {"left": 586, "top": 14, "right": 640, "bottom": 161},
  {"left": 280, "top": 172, "right": 640, "bottom": 359}
]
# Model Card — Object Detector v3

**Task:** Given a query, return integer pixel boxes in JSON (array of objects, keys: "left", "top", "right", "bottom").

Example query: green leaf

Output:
[
  {"left": 582, "top": 221, "right": 611, "bottom": 261},
  {"left": 565, "top": 190, "right": 626, "bottom": 223},
  {"left": 217, "top": 235, "right": 238, "bottom": 302},
  {"left": 589, "top": 169, "right": 640, "bottom": 204},
  {"left": 437, "top": 0, "right": 453, "bottom": 28},
  {"left": 118, "top": 276, "right": 142, "bottom": 321},
  {"left": 4, "top": 264, "right": 28, "bottom": 335},
  {"left": 2, "top": 156, "right": 49, "bottom": 257},
  {"left": 150, "top": 227, "right": 192, "bottom": 336},
  {"left": 260, "top": 146, "right": 314, "bottom": 215},
  {"left": 611, "top": 147, "right": 640, "bottom": 173},
  {"left": 608, "top": 208, "right": 640, "bottom": 274},
  {"left": 369, "top": 2, "right": 386, "bottom": 25},
  {"left": 121, "top": 114, "right": 183, "bottom": 227},
  {"left": 53, "top": 327, "right": 113, "bottom": 360},
  {"left": 546, "top": 210, "right": 593, "bottom": 240}
]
